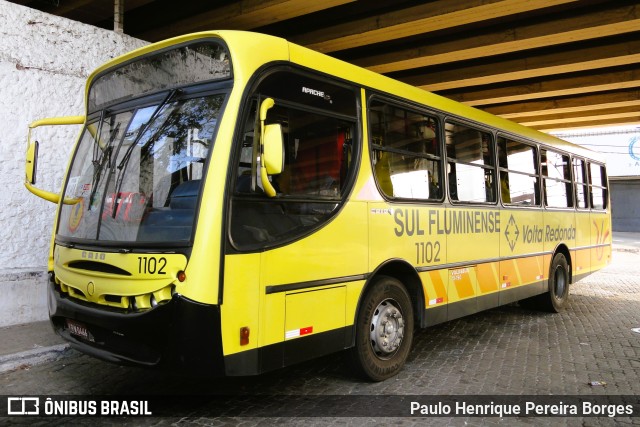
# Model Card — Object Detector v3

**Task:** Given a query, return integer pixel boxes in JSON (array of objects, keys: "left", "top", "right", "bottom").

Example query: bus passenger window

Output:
[
  {"left": 588, "top": 162, "right": 608, "bottom": 210},
  {"left": 445, "top": 122, "right": 495, "bottom": 203},
  {"left": 265, "top": 106, "right": 353, "bottom": 198},
  {"left": 500, "top": 173, "right": 511, "bottom": 203},
  {"left": 369, "top": 100, "right": 442, "bottom": 200},
  {"left": 573, "top": 158, "right": 588, "bottom": 209},
  {"left": 542, "top": 150, "right": 572, "bottom": 208},
  {"left": 497, "top": 137, "right": 539, "bottom": 206}
]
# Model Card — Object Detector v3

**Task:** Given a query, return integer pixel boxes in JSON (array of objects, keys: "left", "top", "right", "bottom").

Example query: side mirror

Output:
[
  {"left": 263, "top": 124, "right": 284, "bottom": 175},
  {"left": 25, "top": 140, "right": 39, "bottom": 185},
  {"left": 24, "top": 115, "right": 84, "bottom": 204},
  {"left": 260, "top": 97, "right": 274, "bottom": 121},
  {"left": 258, "top": 98, "right": 283, "bottom": 197}
]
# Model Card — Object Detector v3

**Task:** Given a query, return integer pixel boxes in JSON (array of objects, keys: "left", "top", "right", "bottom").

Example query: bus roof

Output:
[
  {"left": 286, "top": 39, "right": 603, "bottom": 163},
  {"left": 86, "top": 30, "right": 603, "bottom": 163}
]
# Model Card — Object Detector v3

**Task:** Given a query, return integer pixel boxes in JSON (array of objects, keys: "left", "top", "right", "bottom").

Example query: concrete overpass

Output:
[{"left": 9, "top": 0, "right": 640, "bottom": 132}]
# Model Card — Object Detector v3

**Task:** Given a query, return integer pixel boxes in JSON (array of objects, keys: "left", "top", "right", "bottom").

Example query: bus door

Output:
[
  {"left": 227, "top": 73, "right": 363, "bottom": 372},
  {"left": 257, "top": 110, "right": 361, "bottom": 368}
]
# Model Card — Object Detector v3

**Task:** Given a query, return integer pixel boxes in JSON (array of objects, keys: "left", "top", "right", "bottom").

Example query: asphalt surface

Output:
[{"left": 1, "top": 233, "right": 639, "bottom": 425}]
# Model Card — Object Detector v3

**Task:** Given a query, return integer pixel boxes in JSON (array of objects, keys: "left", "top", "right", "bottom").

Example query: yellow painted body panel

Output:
[
  {"left": 222, "top": 199, "right": 368, "bottom": 355},
  {"left": 591, "top": 211, "right": 613, "bottom": 272},
  {"left": 259, "top": 204, "right": 368, "bottom": 286},
  {"left": 368, "top": 205, "right": 452, "bottom": 269},
  {"left": 574, "top": 211, "right": 592, "bottom": 274},
  {"left": 499, "top": 256, "right": 545, "bottom": 290},
  {"left": 285, "top": 286, "right": 346, "bottom": 339},
  {"left": 366, "top": 203, "right": 605, "bottom": 314},
  {"left": 544, "top": 210, "right": 576, "bottom": 254},
  {"left": 221, "top": 253, "right": 261, "bottom": 354},
  {"left": 421, "top": 270, "right": 448, "bottom": 307},
  {"left": 448, "top": 266, "right": 477, "bottom": 301},
  {"left": 260, "top": 291, "right": 285, "bottom": 349},
  {"left": 54, "top": 246, "right": 186, "bottom": 308},
  {"left": 476, "top": 262, "right": 500, "bottom": 295}
]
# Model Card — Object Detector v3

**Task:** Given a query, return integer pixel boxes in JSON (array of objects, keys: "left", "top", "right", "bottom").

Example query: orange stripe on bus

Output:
[
  {"left": 451, "top": 268, "right": 474, "bottom": 300},
  {"left": 477, "top": 262, "right": 499, "bottom": 294}
]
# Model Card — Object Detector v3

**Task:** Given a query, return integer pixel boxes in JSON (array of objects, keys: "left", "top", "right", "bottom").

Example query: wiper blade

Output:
[
  {"left": 88, "top": 114, "right": 121, "bottom": 210},
  {"left": 111, "top": 89, "right": 179, "bottom": 218},
  {"left": 117, "top": 89, "right": 179, "bottom": 172},
  {"left": 88, "top": 145, "right": 112, "bottom": 210}
]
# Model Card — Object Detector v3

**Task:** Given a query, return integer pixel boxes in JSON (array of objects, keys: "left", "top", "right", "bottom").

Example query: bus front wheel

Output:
[{"left": 350, "top": 276, "right": 414, "bottom": 381}]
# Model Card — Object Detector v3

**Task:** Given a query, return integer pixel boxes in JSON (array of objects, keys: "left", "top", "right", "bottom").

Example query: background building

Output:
[{"left": 556, "top": 127, "right": 640, "bottom": 231}]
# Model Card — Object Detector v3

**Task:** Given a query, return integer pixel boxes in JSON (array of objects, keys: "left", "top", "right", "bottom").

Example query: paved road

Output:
[
  {"left": 1, "top": 245, "right": 639, "bottom": 426},
  {"left": 612, "top": 232, "right": 640, "bottom": 249}
]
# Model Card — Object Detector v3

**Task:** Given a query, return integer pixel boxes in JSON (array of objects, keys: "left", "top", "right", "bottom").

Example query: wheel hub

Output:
[
  {"left": 554, "top": 267, "right": 566, "bottom": 298},
  {"left": 370, "top": 299, "right": 404, "bottom": 358}
]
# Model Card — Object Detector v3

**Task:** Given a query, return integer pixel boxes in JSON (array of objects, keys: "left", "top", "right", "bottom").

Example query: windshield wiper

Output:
[
  {"left": 111, "top": 89, "right": 179, "bottom": 218},
  {"left": 88, "top": 116, "right": 120, "bottom": 210},
  {"left": 116, "top": 89, "right": 179, "bottom": 173}
]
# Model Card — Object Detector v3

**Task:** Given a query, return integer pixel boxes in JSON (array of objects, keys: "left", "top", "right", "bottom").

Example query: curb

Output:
[{"left": 0, "top": 344, "right": 71, "bottom": 374}]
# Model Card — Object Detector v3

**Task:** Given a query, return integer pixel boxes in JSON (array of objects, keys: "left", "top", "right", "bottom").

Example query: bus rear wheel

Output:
[
  {"left": 521, "top": 253, "right": 570, "bottom": 313},
  {"left": 350, "top": 276, "right": 414, "bottom": 381}
]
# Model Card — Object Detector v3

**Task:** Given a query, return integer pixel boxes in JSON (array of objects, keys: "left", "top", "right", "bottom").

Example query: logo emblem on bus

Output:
[
  {"left": 87, "top": 281, "right": 95, "bottom": 296},
  {"left": 593, "top": 220, "right": 610, "bottom": 260},
  {"left": 504, "top": 215, "right": 520, "bottom": 251}
]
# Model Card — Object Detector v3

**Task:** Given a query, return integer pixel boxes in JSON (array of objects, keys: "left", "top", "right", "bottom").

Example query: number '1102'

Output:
[
  {"left": 138, "top": 256, "right": 167, "bottom": 274},
  {"left": 415, "top": 241, "right": 441, "bottom": 264}
]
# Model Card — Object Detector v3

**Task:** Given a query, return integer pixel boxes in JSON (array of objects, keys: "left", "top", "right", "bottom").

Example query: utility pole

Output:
[{"left": 114, "top": 0, "right": 124, "bottom": 34}]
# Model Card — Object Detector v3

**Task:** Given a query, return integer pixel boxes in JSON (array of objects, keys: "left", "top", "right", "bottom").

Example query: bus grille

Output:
[{"left": 56, "top": 277, "right": 174, "bottom": 312}]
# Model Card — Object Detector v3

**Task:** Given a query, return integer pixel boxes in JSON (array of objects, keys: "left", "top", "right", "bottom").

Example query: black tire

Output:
[
  {"left": 520, "top": 253, "right": 570, "bottom": 312},
  {"left": 546, "top": 253, "right": 570, "bottom": 312},
  {"left": 349, "top": 275, "right": 414, "bottom": 381}
]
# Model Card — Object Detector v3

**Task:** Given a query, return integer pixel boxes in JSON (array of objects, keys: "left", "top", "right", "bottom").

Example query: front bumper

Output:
[{"left": 47, "top": 279, "right": 225, "bottom": 375}]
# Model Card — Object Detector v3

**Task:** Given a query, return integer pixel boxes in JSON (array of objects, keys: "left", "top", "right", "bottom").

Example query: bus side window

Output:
[
  {"left": 268, "top": 106, "right": 353, "bottom": 198},
  {"left": 497, "top": 137, "right": 539, "bottom": 206},
  {"left": 369, "top": 100, "right": 442, "bottom": 200},
  {"left": 542, "top": 149, "right": 572, "bottom": 208},
  {"left": 445, "top": 122, "right": 495, "bottom": 203},
  {"left": 500, "top": 174, "right": 511, "bottom": 203},
  {"left": 588, "top": 162, "right": 608, "bottom": 210},
  {"left": 573, "top": 158, "right": 588, "bottom": 209}
]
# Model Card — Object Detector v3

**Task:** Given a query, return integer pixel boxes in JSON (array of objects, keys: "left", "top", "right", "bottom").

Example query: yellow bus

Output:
[{"left": 25, "top": 31, "right": 611, "bottom": 381}]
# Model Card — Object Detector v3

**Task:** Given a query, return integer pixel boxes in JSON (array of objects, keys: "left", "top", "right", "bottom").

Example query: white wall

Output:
[
  {"left": 0, "top": 1, "right": 147, "bottom": 326},
  {"left": 556, "top": 127, "right": 640, "bottom": 177}
]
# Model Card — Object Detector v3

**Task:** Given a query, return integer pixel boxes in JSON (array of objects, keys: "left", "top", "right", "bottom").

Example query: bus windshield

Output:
[{"left": 57, "top": 93, "right": 225, "bottom": 245}]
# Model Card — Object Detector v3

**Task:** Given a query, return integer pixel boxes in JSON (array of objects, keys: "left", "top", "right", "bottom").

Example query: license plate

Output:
[{"left": 66, "top": 319, "right": 95, "bottom": 342}]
